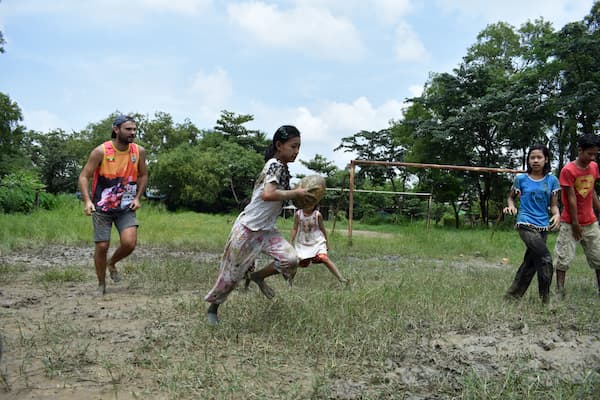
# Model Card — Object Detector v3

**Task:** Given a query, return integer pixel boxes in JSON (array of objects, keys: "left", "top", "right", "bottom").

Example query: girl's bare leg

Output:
[
  {"left": 323, "top": 259, "right": 347, "bottom": 284},
  {"left": 250, "top": 262, "right": 278, "bottom": 299}
]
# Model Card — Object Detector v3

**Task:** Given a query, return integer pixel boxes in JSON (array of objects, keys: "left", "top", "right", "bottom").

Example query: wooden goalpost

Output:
[{"left": 346, "top": 159, "right": 525, "bottom": 244}]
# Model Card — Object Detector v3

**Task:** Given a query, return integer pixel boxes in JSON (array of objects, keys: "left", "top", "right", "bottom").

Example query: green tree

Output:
[
  {"left": 392, "top": 102, "right": 467, "bottom": 227},
  {"left": 552, "top": 1, "right": 600, "bottom": 143},
  {"left": 0, "top": 93, "right": 30, "bottom": 176},
  {"left": 335, "top": 128, "right": 405, "bottom": 188},
  {"left": 152, "top": 139, "right": 262, "bottom": 212},
  {"left": 501, "top": 19, "right": 557, "bottom": 167},
  {"left": 137, "top": 111, "right": 200, "bottom": 162},
  {"left": 0, "top": 170, "right": 55, "bottom": 213},
  {"left": 300, "top": 154, "right": 338, "bottom": 177},
  {"left": 217, "top": 140, "right": 264, "bottom": 209},
  {"left": 214, "top": 110, "right": 269, "bottom": 154},
  {"left": 409, "top": 22, "right": 530, "bottom": 224},
  {"left": 29, "top": 129, "right": 86, "bottom": 194}
]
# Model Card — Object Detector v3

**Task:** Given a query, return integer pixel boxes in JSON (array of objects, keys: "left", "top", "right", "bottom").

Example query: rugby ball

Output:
[{"left": 292, "top": 174, "right": 326, "bottom": 209}]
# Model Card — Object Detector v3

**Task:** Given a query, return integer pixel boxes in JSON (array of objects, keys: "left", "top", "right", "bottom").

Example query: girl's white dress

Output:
[{"left": 294, "top": 209, "right": 327, "bottom": 260}]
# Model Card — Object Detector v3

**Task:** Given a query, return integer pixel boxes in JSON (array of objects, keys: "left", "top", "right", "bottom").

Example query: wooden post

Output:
[
  {"left": 348, "top": 161, "right": 355, "bottom": 246},
  {"left": 426, "top": 195, "right": 432, "bottom": 230},
  {"left": 330, "top": 169, "right": 349, "bottom": 236}
]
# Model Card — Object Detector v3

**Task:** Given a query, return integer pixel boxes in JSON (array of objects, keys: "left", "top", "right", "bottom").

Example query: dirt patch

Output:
[
  {"left": 339, "top": 229, "right": 395, "bottom": 239},
  {"left": 0, "top": 244, "right": 219, "bottom": 270}
]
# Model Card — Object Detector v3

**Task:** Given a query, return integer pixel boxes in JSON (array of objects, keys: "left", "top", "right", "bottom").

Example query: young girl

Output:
[
  {"left": 503, "top": 144, "right": 560, "bottom": 304},
  {"left": 290, "top": 205, "right": 347, "bottom": 284},
  {"left": 204, "top": 125, "right": 315, "bottom": 324}
]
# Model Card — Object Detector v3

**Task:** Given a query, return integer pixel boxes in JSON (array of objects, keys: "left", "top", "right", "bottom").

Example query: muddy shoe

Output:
[
  {"left": 555, "top": 289, "right": 565, "bottom": 300},
  {"left": 541, "top": 294, "right": 550, "bottom": 305},
  {"left": 109, "top": 270, "right": 121, "bottom": 283},
  {"left": 252, "top": 276, "right": 275, "bottom": 299},
  {"left": 94, "top": 283, "right": 106, "bottom": 297},
  {"left": 207, "top": 312, "right": 219, "bottom": 325},
  {"left": 504, "top": 292, "right": 520, "bottom": 301}
]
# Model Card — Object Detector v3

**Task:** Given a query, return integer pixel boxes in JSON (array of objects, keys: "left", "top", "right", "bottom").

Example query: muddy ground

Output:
[{"left": 0, "top": 244, "right": 599, "bottom": 399}]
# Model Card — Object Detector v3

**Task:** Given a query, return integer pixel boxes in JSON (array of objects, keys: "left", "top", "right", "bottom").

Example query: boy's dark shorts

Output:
[{"left": 92, "top": 210, "right": 138, "bottom": 242}]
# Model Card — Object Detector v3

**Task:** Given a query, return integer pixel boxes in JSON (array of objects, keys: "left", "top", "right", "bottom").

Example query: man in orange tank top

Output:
[{"left": 78, "top": 115, "right": 148, "bottom": 296}]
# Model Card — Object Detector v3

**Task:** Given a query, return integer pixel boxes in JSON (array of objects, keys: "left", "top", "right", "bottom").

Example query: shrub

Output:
[
  {"left": 0, "top": 170, "right": 57, "bottom": 213},
  {"left": 442, "top": 213, "right": 459, "bottom": 227}
]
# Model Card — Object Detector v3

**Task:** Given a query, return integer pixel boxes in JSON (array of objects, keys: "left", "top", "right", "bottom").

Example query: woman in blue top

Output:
[{"left": 503, "top": 144, "right": 560, "bottom": 304}]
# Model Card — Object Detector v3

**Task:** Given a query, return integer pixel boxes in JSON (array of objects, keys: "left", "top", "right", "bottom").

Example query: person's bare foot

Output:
[
  {"left": 109, "top": 269, "right": 121, "bottom": 283},
  {"left": 93, "top": 283, "right": 106, "bottom": 297},
  {"left": 251, "top": 276, "right": 275, "bottom": 299}
]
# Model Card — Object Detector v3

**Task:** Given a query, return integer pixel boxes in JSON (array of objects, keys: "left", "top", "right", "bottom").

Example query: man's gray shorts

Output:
[{"left": 92, "top": 210, "right": 138, "bottom": 242}]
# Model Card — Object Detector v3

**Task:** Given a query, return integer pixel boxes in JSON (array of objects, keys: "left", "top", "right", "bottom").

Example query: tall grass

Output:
[
  {"left": 0, "top": 195, "right": 548, "bottom": 263},
  {"left": 0, "top": 196, "right": 234, "bottom": 254}
]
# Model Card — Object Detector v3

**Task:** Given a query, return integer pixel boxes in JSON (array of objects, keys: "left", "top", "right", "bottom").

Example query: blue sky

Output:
[{"left": 0, "top": 0, "right": 594, "bottom": 176}]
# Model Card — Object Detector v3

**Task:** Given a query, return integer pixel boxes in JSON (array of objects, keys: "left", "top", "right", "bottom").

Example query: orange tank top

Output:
[{"left": 92, "top": 141, "right": 139, "bottom": 212}]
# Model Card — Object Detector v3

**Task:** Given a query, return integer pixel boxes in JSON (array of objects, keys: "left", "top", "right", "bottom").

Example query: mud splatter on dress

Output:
[{"left": 204, "top": 158, "right": 299, "bottom": 304}]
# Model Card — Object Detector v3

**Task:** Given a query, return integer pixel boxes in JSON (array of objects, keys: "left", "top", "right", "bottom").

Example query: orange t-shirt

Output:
[
  {"left": 91, "top": 141, "right": 139, "bottom": 213},
  {"left": 559, "top": 161, "right": 599, "bottom": 225}
]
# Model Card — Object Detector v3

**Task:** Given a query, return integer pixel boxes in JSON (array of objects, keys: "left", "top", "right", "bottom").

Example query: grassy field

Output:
[{"left": 0, "top": 197, "right": 599, "bottom": 399}]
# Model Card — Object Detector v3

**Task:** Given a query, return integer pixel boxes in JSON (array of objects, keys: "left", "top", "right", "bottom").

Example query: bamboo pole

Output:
[
  {"left": 326, "top": 188, "right": 431, "bottom": 196},
  {"left": 352, "top": 159, "right": 524, "bottom": 174},
  {"left": 346, "top": 160, "right": 524, "bottom": 245}
]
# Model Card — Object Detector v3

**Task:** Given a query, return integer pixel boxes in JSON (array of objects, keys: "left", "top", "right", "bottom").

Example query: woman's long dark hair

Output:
[
  {"left": 526, "top": 144, "right": 551, "bottom": 175},
  {"left": 264, "top": 125, "right": 301, "bottom": 161}
]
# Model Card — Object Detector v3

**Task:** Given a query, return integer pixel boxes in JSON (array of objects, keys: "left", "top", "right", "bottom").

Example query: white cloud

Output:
[
  {"left": 435, "top": 0, "right": 591, "bottom": 28},
  {"left": 23, "top": 110, "right": 64, "bottom": 133},
  {"left": 394, "top": 22, "right": 430, "bottom": 63},
  {"left": 189, "top": 67, "right": 233, "bottom": 114},
  {"left": 130, "top": 0, "right": 212, "bottom": 14},
  {"left": 248, "top": 96, "right": 405, "bottom": 173},
  {"left": 227, "top": 2, "right": 365, "bottom": 60},
  {"left": 408, "top": 84, "right": 423, "bottom": 97},
  {"left": 1, "top": 0, "right": 212, "bottom": 21},
  {"left": 372, "top": 0, "right": 413, "bottom": 24},
  {"left": 291, "top": 0, "right": 413, "bottom": 23}
]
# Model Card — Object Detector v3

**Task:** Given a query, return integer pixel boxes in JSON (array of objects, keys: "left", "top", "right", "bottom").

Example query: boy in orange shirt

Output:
[{"left": 554, "top": 134, "right": 600, "bottom": 298}]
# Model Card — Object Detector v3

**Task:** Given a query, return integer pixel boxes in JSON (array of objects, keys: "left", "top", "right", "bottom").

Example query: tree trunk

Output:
[{"left": 451, "top": 202, "right": 460, "bottom": 229}]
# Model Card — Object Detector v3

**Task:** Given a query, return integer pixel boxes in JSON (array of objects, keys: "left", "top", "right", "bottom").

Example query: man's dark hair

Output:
[
  {"left": 111, "top": 114, "right": 135, "bottom": 138},
  {"left": 577, "top": 134, "right": 600, "bottom": 150}
]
